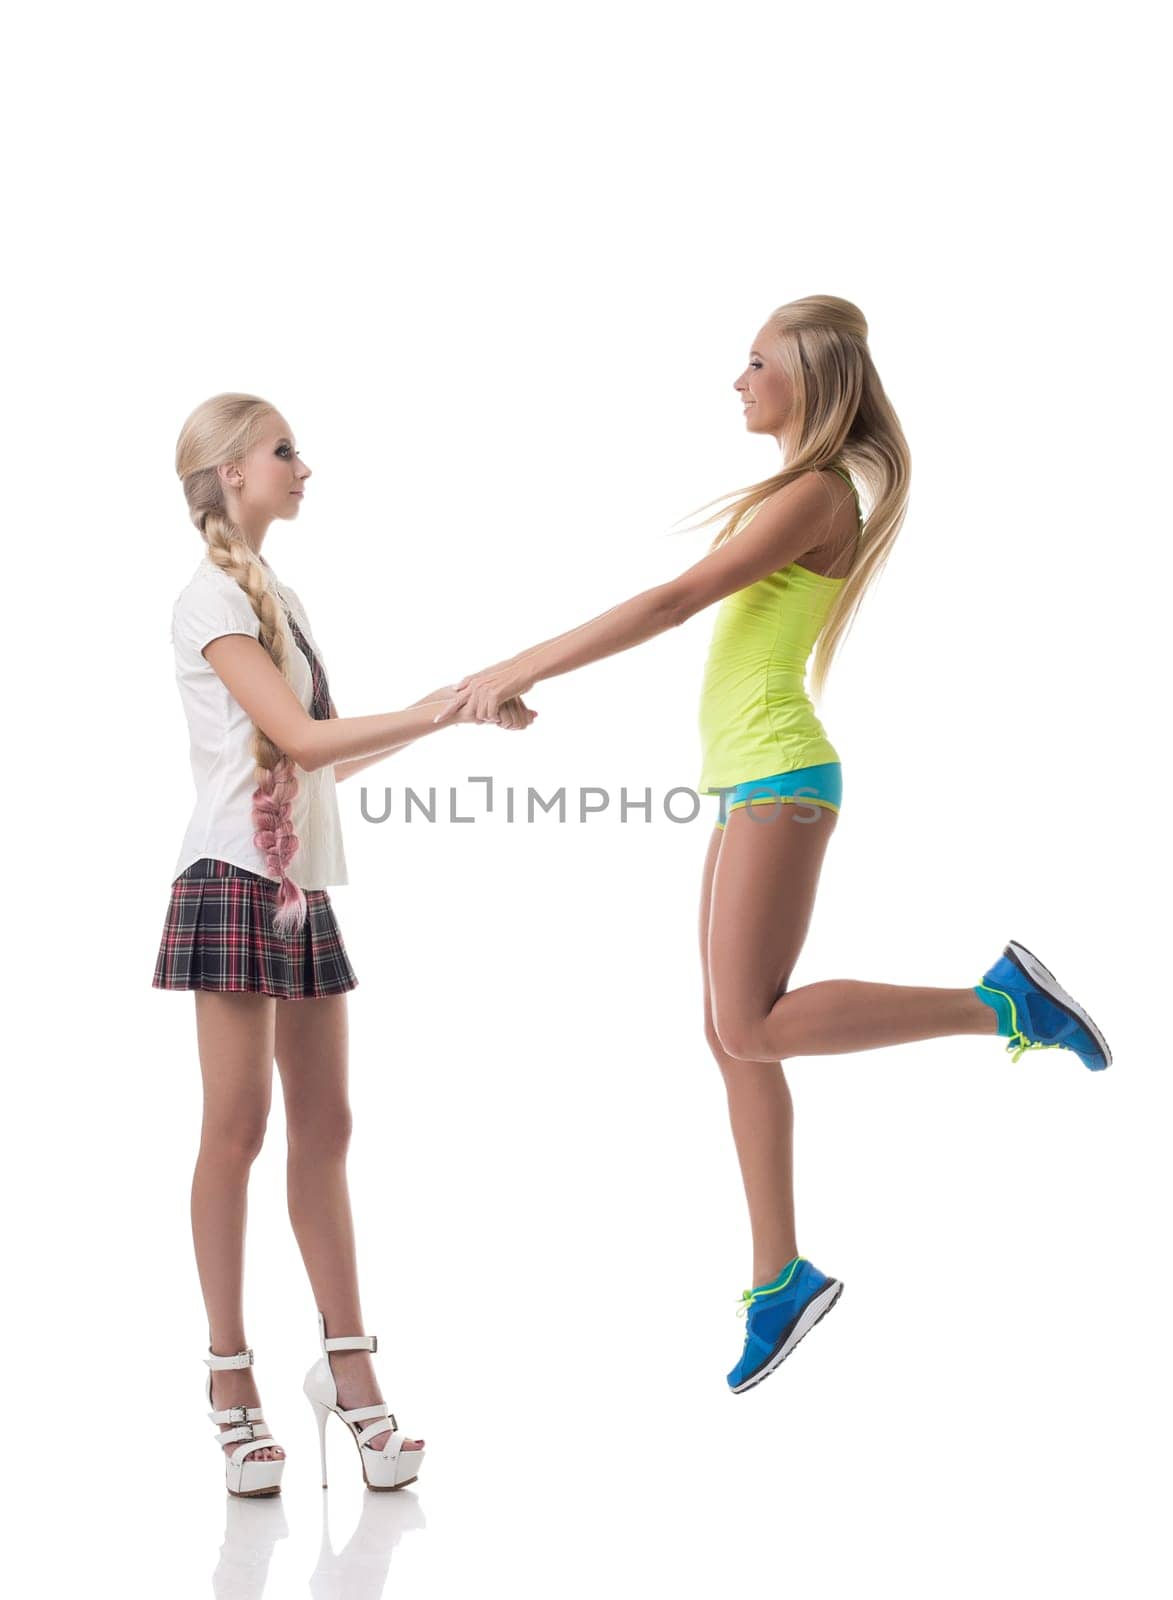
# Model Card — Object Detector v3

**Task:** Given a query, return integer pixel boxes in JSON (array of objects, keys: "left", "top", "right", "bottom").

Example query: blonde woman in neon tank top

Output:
[{"left": 435, "top": 294, "right": 1113, "bottom": 1393}]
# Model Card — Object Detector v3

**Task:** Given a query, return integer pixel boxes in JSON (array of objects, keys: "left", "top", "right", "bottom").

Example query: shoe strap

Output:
[
  {"left": 323, "top": 1333, "right": 378, "bottom": 1353},
  {"left": 205, "top": 1347, "right": 254, "bottom": 1370},
  {"left": 339, "top": 1402, "right": 392, "bottom": 1425},
  {"left": 209, "top": 1404, "right": 264, "bottom": 1425},
  {"left": 355, "top": 1417, "right": 401, "bottom": 1447},
  {"left": 216, "top": 1422, "right": 273, "bottom": 1446},
  {"left": 317, "top": 1309, "right": 378, "bottom": 1355},
  {"left": 226, "top": 1435, "right": 281, "bottom": 1464}
]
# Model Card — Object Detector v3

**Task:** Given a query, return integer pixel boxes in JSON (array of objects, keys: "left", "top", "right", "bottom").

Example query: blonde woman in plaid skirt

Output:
[{"left": 155, "top": 393, "right": 535, "bottom": 1496}]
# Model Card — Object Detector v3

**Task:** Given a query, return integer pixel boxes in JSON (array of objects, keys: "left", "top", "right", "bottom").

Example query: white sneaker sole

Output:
[
  {"left": 1004, "top": 939, "right": 1112, "bottom": 1069},
  {"left": 730, "top": 1279, "right": 844, "bottom": 1394}
]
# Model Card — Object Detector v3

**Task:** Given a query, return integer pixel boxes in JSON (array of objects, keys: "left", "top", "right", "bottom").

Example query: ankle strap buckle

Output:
[
  {"left": 205, "top": 1345, "right": 255, "bottom": 1371},
  {"left": 228, "top": 1405, "right": 250, "bottom": 1424}
]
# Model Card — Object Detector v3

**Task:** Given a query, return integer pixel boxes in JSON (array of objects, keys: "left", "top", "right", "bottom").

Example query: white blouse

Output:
[{"left": 169, "top": 555, "right": 348, "bottom": 889}]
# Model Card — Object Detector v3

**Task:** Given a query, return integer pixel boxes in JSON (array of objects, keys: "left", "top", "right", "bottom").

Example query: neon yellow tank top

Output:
[{"left": 697, "top": 464, "right": 862, "bottom": 794}]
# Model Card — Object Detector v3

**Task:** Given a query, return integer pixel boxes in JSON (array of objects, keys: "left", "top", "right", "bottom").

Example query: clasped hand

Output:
[{"left": 426, "top": 656, "right": 538, "bottom": 730}]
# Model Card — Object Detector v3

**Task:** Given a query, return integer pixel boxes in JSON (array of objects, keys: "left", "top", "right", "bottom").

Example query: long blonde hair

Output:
[
  {"left": 175, "top": 392, "right": 309, "bottom": 936},
  {"left": 688, "top": 294, "right": 911, "bottom": 700}
]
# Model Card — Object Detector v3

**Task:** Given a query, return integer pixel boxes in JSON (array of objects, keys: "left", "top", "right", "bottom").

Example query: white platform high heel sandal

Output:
[
  {"left": 303, "top": 1312, "right": 424, "bottom": 1491},
  {"left": 205, "top": 1345, "right": 286, "bottom": 1498}
]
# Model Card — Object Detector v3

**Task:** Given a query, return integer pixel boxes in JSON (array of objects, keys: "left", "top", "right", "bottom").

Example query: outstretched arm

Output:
[
  {"left": 331, "top": 691, "right": 533, "bottom": 783},
  {"left": 200, "top": 637, "right": 535, "bottom": 775},
  {"left": 434, "top": 471, "right": 839, "bottom": 723}
]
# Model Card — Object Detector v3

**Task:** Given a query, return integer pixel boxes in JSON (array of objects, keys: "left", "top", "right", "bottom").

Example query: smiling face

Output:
[
  {"left": 733, "top": 325, "right": 797, "bottom": 440},
  {"left": 219, "top": 411, "right": 312, "bottom": 535}
]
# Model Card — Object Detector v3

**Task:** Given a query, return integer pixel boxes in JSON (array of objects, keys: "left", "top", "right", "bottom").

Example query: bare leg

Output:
[
  {"left": 700, "top": 822, "right": 800, "bottom": 1286},
  {"left": 275, "top": 994, "right": 422, "bottom": 1453},
  {"left": 708, "top": 802, "right": 998, "bottom": 1066},
  {"left": 701, "top": 802, "right": 998, "bottom": 1287},
  {"left": 735, "top": 977, "right": 997, "bottom": 1060},
  {"left": 192, "top": 991, "right": 284, "bottom": 1461}
]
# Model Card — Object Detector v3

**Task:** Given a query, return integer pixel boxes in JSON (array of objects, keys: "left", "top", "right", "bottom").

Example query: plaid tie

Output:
[{"left": 284, "top": 610, "right": 335, "bottom": 722}]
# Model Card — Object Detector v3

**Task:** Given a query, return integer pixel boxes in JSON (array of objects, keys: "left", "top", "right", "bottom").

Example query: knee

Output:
[
  {"left": 704, "top": 1014, "right": 728, "bottom": 1066},
  {"left": 709, "top": 982, "right": 793, "bottom": 1063},
  {"left": 288, "top": 1103, "right": 353, "bottom": 1158},
  {"left": 705, "top": 1010, "right": 765, "bottom": 1067},
  {"left": 715, "top": 1006, "right": 792, "bottom": 1063},
  {"left": 202, "top": 1115, "right": 269, "bottom": 1166},
  {"left": 714, "top": 1018, "right": 765, "bottom": 1062}
]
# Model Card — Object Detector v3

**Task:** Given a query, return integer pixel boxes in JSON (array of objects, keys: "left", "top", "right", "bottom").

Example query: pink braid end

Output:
[{"left": 251, "top": 755, "right": 306, "bottom": 936}]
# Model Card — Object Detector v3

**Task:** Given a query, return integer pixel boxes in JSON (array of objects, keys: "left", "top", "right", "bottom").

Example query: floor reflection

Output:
[
  {"left": 208, "top": 1486, "right": 426, "bottom": 1598},
  {"left": 211, "top": 1494, "right": 289, "bottom": 1599},
  {"left": 309, "top": 1489, "right": 427, "bottom": 1598}
]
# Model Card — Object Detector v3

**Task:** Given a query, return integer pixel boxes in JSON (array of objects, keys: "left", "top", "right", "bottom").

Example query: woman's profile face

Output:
[
  {"left": 223, "top": 412, "right": 313, "bottom": 523},
  {"left": 733, "top": 327, "right": 794, "bottom": 438}
]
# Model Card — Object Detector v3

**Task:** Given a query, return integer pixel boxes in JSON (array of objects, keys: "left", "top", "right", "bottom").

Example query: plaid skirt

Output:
[{"left": 152, "top": 857, "right": 359, "bottom": 999}]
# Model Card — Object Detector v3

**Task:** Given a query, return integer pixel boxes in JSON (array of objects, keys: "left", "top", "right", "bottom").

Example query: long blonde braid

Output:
[{"left": 176, "top": 394, "right": 309, "bottom": 936}]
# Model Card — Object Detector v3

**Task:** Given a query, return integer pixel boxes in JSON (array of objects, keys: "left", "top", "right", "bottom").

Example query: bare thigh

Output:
[
  {"left": 707, "top": 802, "right": 838, "bottom": 1061},
  {"left": 699, "top": 824, "right": 725, "bottom": 1052},
  {"left": 194, "top": 991, "right": 277, "bottom": 1147},
  {"left": 274, "top": 993, "right": 351, "bottom": 1145}
]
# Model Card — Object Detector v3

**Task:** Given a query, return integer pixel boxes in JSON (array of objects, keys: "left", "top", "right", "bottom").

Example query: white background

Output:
[{"left": 5, "top": 2, "right": 1170, "bottom": 1596}]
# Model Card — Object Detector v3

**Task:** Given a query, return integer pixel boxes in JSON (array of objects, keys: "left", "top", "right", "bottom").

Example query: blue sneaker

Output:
[
  {"left": 727, "top": 1256, "right": 844, "bottom": 1393},
  {"left": 975, "top": 938, "right": 1112, "bottom": 1071}
]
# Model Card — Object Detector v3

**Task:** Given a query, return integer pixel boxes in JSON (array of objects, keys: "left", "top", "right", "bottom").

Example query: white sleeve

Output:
[{"left": 172, "top": 578, "right": 262, "bottom": 655}]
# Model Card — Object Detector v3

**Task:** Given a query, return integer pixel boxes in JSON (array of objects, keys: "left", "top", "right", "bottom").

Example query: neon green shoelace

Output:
[
  {"left": 735, "top": 1258, "right": 804, "bottom": 1318},
  {"left": 989, "top": 985, "right": 1072, "bottom": 1065},
  {"left": 1006, "top": 1030, "right": 1069, "bottom": 1065}
]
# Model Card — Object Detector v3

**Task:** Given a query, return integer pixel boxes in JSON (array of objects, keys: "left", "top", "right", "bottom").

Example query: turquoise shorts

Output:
[{"left": 713, "top": 762, "right": 842, "bottom": 829}]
